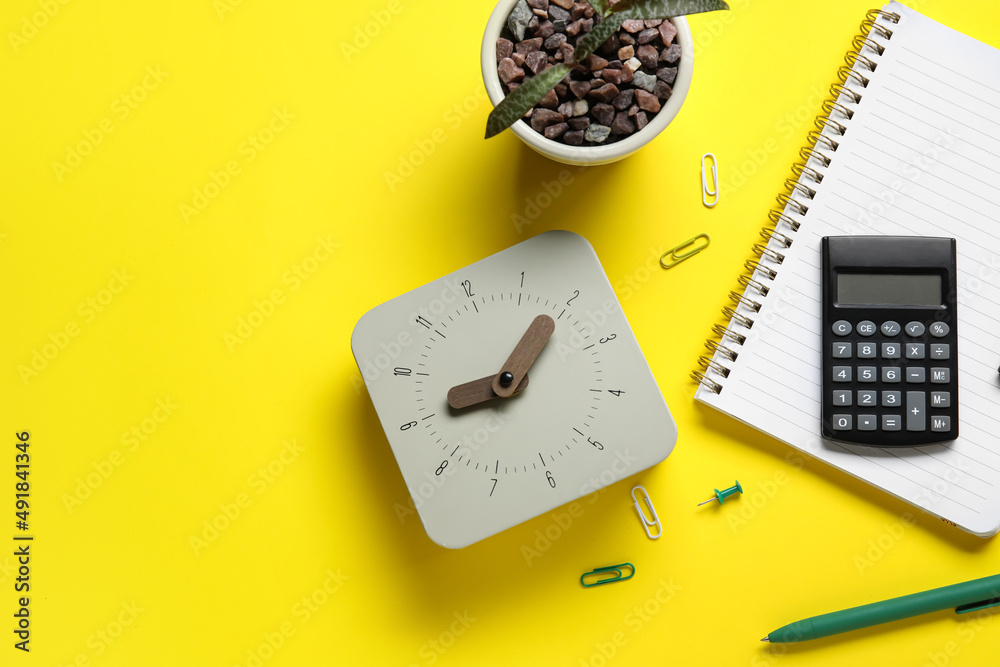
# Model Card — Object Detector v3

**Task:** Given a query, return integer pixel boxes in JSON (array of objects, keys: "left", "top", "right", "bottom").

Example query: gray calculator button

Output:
[
  {"left": 881, "top": 343, "right": 901, "bottom": 359},
  {"left": 832, "top": 414, "right": 853, "bottom": 430},
  {"left": 929, "top": 322, "right": 949, "bottom": 338},
  {"left": 905, "top": 321, "right": 925, "bottom": 336},
  {"left": 832, "top": 320, "right": 853, "bottom": 336},
  {"left": 907, "top": 391, "right": 926, "bottom": 431},
  {"left": 906, "top": 367, "right": 926, "bottom": 383},
  {"left": 857, "top": 390, "right": 877, "bottom": 407},
  {"left": 931, "top": 416, "right": 951, "bottom": 432},
  {"left": 930, "top": 391, "right": 950, "bottom": 408},
  {"left": 906, "top": 343, "right": 925, "bottom": 360},
  {"left": 857, "top": 343, "right": 877, "bottom": 359},
  {"left": 930, "top": 367, "right": 950, "bottom": 383},
  {"left": 858, "top": 415, "right": 878, "bottom": 431},
  {"left": 881, "top": 367, "right": 901, "bottom": 383},
  {"left": 833, "top": 390, "right": 852, "bottom": 406},
  {"left": 857, "top": 320, "right": 877, "bottom": 337},
  {"left": 858, "top": 366, "right": 877, "bottom": 383},
  {"left": 930, "top": 344, "right": 950, "bottom": 360},
  {"left": 833, "top": 366, "right": 852, "bottom": 382},
  {"left": 832, "top": 342, "right": 852, "bottom": 358},
  {"left": 881, "top": 321, "right": 901, "bottom": 336},
  {"left": 882, "top": 414, "right": 902, "bottom": 431},
  {"left": 882, "top": 390, "right": 901, "bottom": 407}
]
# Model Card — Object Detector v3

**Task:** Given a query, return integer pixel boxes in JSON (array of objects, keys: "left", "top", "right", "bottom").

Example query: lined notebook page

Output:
[{"left": 697, "top": 2, "right": 1000, "bottom": 536}]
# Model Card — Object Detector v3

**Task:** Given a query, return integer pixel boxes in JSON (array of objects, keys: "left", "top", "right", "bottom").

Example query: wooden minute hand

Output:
[{"left": 445, "top": 314, "right": 555, "bottom": 410}]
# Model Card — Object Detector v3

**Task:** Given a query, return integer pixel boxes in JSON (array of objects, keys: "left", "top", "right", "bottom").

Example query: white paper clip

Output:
[
  {"left": 631, "top": 485, "right": 661, "bottom": 539},
  {"left": 701, "top": 152, "right": 719, "bottom": 208}
]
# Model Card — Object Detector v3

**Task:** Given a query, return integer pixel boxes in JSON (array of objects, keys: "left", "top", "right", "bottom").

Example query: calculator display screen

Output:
[{"left": 837, "top": 272, "right": 942, "bottom": 306}]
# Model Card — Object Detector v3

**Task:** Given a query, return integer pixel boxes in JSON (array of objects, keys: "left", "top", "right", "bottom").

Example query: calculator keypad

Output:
[{"left": 823, "top": 317, "right": 958, "bottom": 445}]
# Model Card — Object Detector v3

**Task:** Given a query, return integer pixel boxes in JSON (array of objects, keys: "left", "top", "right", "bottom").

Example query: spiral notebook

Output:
[{"left": 694, "top": 2, "right": 1000, "bottom": 537}]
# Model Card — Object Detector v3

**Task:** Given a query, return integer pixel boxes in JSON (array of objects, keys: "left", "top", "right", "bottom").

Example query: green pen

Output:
[{"left": 763, "top": 573, "right": 1000, "bottom": 643}]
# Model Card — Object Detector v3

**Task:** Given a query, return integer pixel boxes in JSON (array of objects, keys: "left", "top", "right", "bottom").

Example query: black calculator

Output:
[{"left": 821, "top": 236, "right": 959, "bottom": 446}]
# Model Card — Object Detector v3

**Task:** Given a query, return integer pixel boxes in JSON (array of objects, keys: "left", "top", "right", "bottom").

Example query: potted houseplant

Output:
[{"left": 481, "top": 0, "right": 729, "bottom": 165}]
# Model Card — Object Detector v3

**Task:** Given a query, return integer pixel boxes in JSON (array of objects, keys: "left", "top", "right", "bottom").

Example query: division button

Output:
[
  {"left": 930, "top": 344, "right": 950, "bottom": 360},
  {"left": 906, "top": 391, "right": 926, "bottom": 431}
]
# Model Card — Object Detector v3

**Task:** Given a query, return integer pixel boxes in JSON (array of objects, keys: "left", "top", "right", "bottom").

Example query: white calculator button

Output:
[{"left": 832, "top": 320, "right": 852, "bottom": 336}]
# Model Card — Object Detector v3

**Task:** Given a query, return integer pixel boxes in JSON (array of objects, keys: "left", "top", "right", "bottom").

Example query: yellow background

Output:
[{"left": 3, "top": 0, "right": 1000, "bottom": 665}]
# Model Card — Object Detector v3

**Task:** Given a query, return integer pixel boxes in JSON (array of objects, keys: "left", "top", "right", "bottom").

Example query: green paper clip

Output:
[{"left": 580, "top": 563, "right": 635, "bottom": 588}]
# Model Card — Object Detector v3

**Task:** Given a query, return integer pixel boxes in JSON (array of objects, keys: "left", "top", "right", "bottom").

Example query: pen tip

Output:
[{"left": 761, "top": 637, "right": 770, "bottom": 642}]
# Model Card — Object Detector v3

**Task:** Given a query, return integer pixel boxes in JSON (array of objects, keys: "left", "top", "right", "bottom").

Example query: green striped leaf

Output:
[
  {"left": 485, "top": 64, "right": 572, "bottom": 139},
  {"left": 573, "top": 13, "right": 626, "bottom": 64},
  {"left": 614, "top": 0, "right": 730, "bottom": 19}
]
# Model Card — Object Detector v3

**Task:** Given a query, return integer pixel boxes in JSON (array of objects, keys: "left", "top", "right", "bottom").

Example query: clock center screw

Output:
[{"left": 498, "top": 371, "right": 514, "bottom": 388}]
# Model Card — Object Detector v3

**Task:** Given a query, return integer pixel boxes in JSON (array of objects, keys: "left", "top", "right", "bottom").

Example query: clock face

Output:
[{"left": 352, "top": 231, "right": 676, "bottom": 548}]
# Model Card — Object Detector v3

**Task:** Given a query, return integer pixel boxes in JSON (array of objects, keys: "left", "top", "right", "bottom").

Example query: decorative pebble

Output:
[
  {"left": 592, "top": 103, "right": 614, "bottom": 125},
  {"left": 568, "top": 117, "right": 590, "bottom": 130},
  {"left": 544, "top": 32, "right": 567, "bottom": 49},
  {"left": 637, "top": 28, "right": 659, "bottom": 45},
  {"left": 626, "top": 57, "right": 642, "bottom": 73},
  {"left": 507, "top": 0, "right": 533, "bottom": 41},
  {"left": 516, "top": 37, "right": 543, "bottom": 53},
  {"left": 548, "top": 5, "right": 570, "bottom": 21},
  {"left": 497, "top": 38, "right": 514, "bottom": 62},
  {"left": 527, "top": 0, "right": 548, "bottom": 9},
  {"left": 632, "top": 71, "right": 656, "bottom": 93},
  {"left": 563, "top": 129, "right": 585, "bottom": 145},
  {"left": 530, "top": 108, "right": 565, "bottom": 132},
  {"left": 535, "top": 21, "right": 555, "bottom": 38},
  {"left": 644, "top": 19, "right": 663, "bottom": 28},
  {"left": 525, "top": 50, "right": 548, "bottom": 74},
  {"left": 618, "top": 45, "right": 634, "bottom": 61},
  {"left": 569, "top": 80, "right": 592, "bottom": 98},
  {"left": 660, "top": 43, "right": 682, "bottom": 64},
  {"left": 539, "top": 89, "right": 559, "bottom": 108},
  {"left": 498, "top": 58, "right": 525, "bottom": 85},
  {"left": 656, "top": 67, "right": 677, "bottom": 85},
  {"left": 544, "top": 122, "right": 568, "bottom": 139},
  {"left": 636, "top": 45, "right": 658, "bottom": 70},
  {"left": 618, "top": 32, "right": 635, "bottom": 47},
  {"left": 585, "top": 54, "right": 608, "bottom": 70},
  {"left": 621, "top": 19, "right": 644, "bottom": 33},
  {"left": 572, "top": 99, "right": 589, "bottom": 116},
  {"left": 654, "top": 80, "right": 672, "bottom": 100},
  {"left": 635, "top": 89, "right": 661, "bottom": 113},
  {"left": 635, "top": 110, "right": 649, "bottom": 130},
  {"left": 584, "top": 124, "right": 611, "bottom": 143},
  {"left": 612, "top": 89, "right": 634, "bottom": 110},
  {"left": 551, "top": 0, "right": 573, "bottom": 8},
  {"left": 658, "top": 21, "right": 677, "bottom": 46},
  {"left": 611, "top": 112, "right": 635, "bottom": 135},
  {"left": 511, "top": 52, "right": 525, "bottom": 66},
  {"left": 588, "top": 83, "right": 620, "bottom": 103}
]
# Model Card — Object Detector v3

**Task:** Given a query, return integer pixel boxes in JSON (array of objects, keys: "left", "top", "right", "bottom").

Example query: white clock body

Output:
[{"left": 352, "top": 231, "right": 677, "bottom": 548}]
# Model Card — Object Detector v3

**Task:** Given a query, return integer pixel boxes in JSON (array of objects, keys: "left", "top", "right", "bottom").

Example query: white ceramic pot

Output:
[{"left": 481, "top": 0, "right": 693, "bottom": 166}]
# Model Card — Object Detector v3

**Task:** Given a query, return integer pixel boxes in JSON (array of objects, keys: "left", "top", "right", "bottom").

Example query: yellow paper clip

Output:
[
  {"left": 702, "top": 152, "right": 719, "bottom": 207},
  {"left": 660, "top": 234, "right": 711, "bottom": 269},
  {"left": 631, "top": 485, "right": 661, "bottom": 539},
  {"left": 580, "top": 563, "right": 635, "bottom": 588}
]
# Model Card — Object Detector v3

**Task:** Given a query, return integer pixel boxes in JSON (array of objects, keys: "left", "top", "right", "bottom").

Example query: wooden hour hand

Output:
[{"left": 447, "top": 373, "right": 529, "bottom": 410}]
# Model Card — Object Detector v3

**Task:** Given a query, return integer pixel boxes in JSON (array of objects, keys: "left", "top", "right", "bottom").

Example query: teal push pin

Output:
[{"left": 698, "top": 480, "right": 743, "bottom": 506}]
